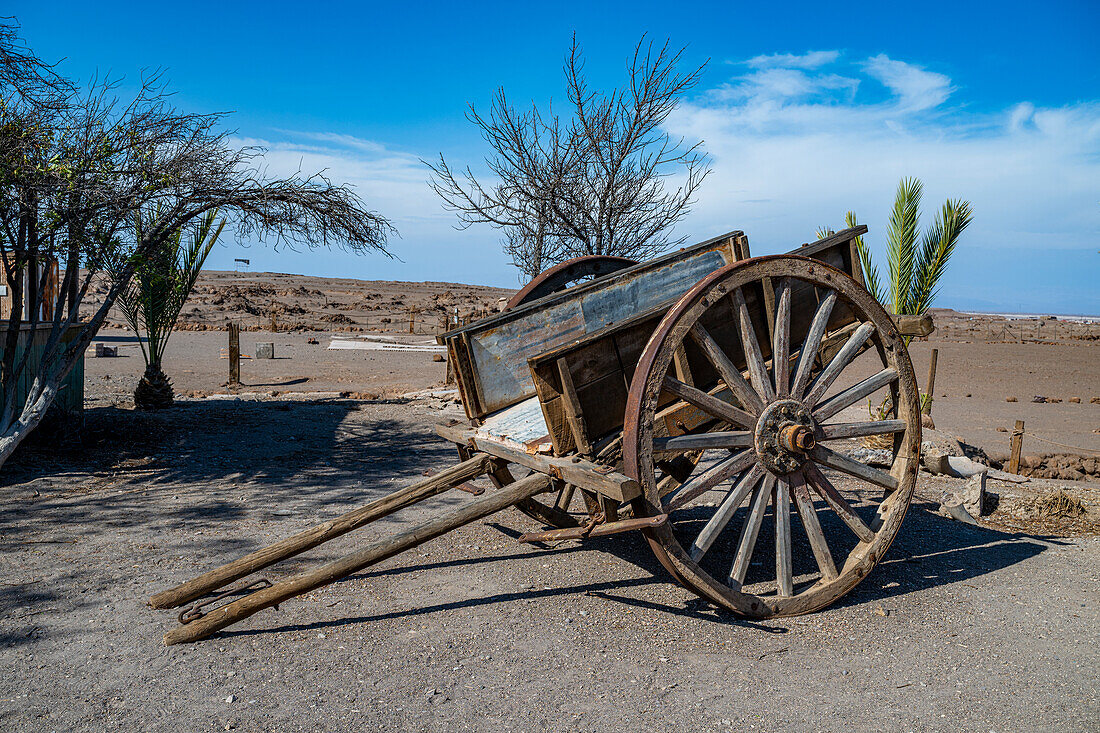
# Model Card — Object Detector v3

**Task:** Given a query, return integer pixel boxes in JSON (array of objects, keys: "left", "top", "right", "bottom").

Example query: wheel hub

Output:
[{"left": 755, "top": 399, "right": 816, "bottom": 474}]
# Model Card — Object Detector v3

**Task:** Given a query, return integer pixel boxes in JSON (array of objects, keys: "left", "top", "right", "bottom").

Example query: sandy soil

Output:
[
  {"left": 1, "top": 397, "right": 1097, "bottom": 731},
  {"left": 3, "top": 274, "right": 1096, "bottom": 730}
]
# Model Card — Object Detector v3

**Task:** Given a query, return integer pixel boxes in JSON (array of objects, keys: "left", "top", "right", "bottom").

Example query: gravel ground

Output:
[{"left": 1, "top": 398, "right": 1097, "bottom": 732}]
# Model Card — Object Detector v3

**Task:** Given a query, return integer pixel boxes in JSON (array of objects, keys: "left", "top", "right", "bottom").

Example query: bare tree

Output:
[
  {"left": 427, "top": 36, "right": 709, "bottom": 280},
  {"left": 0, "top": 20, "right": 395, "bottom": 467}
]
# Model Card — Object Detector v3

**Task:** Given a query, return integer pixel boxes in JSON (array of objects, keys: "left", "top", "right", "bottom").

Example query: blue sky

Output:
[{"left": 10, "top": 1, "right": 1100, "bottom": 314}]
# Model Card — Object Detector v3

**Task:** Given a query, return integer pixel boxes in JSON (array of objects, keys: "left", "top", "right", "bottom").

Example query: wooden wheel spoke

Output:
[
  {"left": 732, "top": 288, "right": 776, "bottom": 403},
  {"left": 775, "top": 477, "right": 793, "bottom": 596},
  {"left": 688, "top": 465, "right": 764, "bottom": 561},
  {"left": 773, "top": 278, "right": 791, "bottom": 398},
  {"left": 803, "top": 322, "right": 876, "bottom": 407},
  {"left": 818, "top": 420, "right": 907, "bottom": 441},
  {"left": 790, "top": 472, "right": 838, "bottom": 581},
  {"left": 653, "top": 431, "right": 754, "bottom": 456},
  {"left": 555, "top": 484, "right": 576, "bottom": 511},
  {"left": 811, "top": 445, "right": 899, "bottom": 492},
  {"left": 803, "top": 462, "right": 877, "bottom": 543},
  {"left": 688, "top": 324, "right": 764, "bottom": 415},
  {"left": 813, "top": 367, "right": 898, "bottom": 421},
  {"left": 664, "top": 449, "right": 758, "bottom": 512},
  {"left": 729, "top": 473, "right": 776, "bottom": 588},
  {"left": 790, "top": 289, "right": 837, "bottom": 398},
  {"left": 662, "top": 375, "right": 757, "bottom": 428}
]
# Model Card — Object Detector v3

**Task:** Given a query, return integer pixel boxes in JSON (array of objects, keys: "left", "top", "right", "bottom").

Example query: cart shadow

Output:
[
  {"left": 829, "top": 502, "right": 1060, "bottom": 610},
  {"left": 211, "top": 499, "right": 1057, "bottom": 642}
]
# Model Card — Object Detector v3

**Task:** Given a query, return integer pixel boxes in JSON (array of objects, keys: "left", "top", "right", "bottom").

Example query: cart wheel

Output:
[
  {"left": 504, "top": 255, "right": 637, "bottom": 310},
  {"left": 506, "top": 255, "right": 637, "bottom": 527},
  {"left": 624, "top": 256, "right": 921, "bottom": 618}
]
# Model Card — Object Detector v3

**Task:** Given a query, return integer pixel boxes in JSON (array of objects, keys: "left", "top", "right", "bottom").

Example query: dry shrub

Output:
[{"left": 1031, "top": 490, "right": 1087, "bottom": 520}]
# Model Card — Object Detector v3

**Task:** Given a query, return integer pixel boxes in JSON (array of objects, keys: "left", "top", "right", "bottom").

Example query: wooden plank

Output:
[
  {"left": 442, "top": 233, "right": 739, "bottom": 417},
  {"left": 150, "top": 453, "right": 496, "bottom": 610},
  {"left": 557, "top": 357, "right": 592, "bottom": 454},
  {"left": 476, "top": 397, "right": 550, "bottom": 446},
  {"left": 775, "top": 477, "right": 793, "bottom": 596},
  {"left": 164, "top": 472, "right": 554, "bottom": 645},
  {"left": 435, "top": 423, "right": 641, "bottom": 502},
  {"left": 729, "top": 474, "right": 776, "bottom": 587},
  {"left": 790, "top": 473, "right": 838, "bottom": 581}
]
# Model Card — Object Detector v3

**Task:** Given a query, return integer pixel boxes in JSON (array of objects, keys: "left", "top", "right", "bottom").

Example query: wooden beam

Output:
[
  {"left": 149, "top": 453, "right": 496, "bottom": 610},
  {"left": 1008, "top": 420, "right": 1025, "bottom": 475},
  {"left": 435, "top": 423, "right": 640, "bottom": 502},
  {"left": 164, "top": 473, "right": 554, "bottom": 645}
]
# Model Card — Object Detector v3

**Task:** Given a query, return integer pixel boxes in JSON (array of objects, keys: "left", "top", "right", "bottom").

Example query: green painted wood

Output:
[{"left": 0, "top": 324, "right": 85, "bottom": 425}]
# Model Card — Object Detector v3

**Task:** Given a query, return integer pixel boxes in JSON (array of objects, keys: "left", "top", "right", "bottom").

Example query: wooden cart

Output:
[{"left": 151, "top": 227, "right": 931, "bottom": 644}]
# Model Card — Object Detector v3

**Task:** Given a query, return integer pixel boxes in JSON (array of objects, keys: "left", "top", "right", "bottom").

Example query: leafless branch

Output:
[{"left": 426, "top": 35, "right": 709, "bottom": 280}]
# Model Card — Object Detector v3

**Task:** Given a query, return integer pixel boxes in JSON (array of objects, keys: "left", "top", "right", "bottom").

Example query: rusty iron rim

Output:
[
  {"left": 504, "top": 255, "right": 638, "bottom": 310},
  {"left": 623, "top": 255, "right": 921, "bottom": 618}
]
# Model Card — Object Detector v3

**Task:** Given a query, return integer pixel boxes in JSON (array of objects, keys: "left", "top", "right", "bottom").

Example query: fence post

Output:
[
  {"left": 1008, "top": 420, "right": 1025, "bottom": 474},
  {"left": 228, "top": 322, "right": 240, "bottom": 386},
  {"left": 923, "top": 348, "right": 938, "bottom": 415}
]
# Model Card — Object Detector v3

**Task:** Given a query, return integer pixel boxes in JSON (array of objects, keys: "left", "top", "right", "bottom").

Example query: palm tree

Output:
[
  {"left": 819, "top": 178, "right": 972, "bottom": 423},
  {"left": 112, "top": 208, "right": 225, "bottom": 409},
  {"left": 820, "top": 177, "right": 973, "bottom": 317}
]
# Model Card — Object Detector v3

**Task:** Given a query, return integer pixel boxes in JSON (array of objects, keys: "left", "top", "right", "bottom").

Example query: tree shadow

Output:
[{"left": 0, "top": 400, "right": 455, "bottom": 551}]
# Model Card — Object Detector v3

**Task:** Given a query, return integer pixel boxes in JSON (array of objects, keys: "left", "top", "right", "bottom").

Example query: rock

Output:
[
  {"left": 996, "top": 426, "right": 1008, "bottom": 432},
  {"left": 945, "top": 455, "right": 990, "bottom": 478},
  {"left": 1049, "top": 398, "right": 1063, "bottom": 404},
  {"left": 921, "top": 430, "right": 965, "bottom": 474},
  {"left": 1006, "top": 396, "right": 1017, "bottom": 402},
  {"left": 1032, "top": 395, "right": 1047, "bottom": 403},
  {"left": 1069, "top": 397, "right": 1081, "bottom": 404},
  {"left": 921, "top": 414, "right": 935, "bottom": 429},
  {"left": 225, "top": 695, "right": 236, "bottom": 703},
  {"left": 432, "top": 354, "right": 445, "bottom": 362},
  {"left": 940, "top": 471, "right": 988, "bottom": 520},
  {"left": 1091, "top": 397, "right": 1100, "bottom": 404},
  {"left": 848, "top": 447, "right": 894, "bottom": 467}
]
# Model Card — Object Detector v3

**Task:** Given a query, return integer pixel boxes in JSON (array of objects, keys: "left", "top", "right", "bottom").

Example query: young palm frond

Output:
[
  {"left": 113, "top": 207, "right": 225, "bottom": 408},
  {"left": 886, "top": 177, "right": 923, "bottom": 314},
  {"left": 844, "top": 210, "right": 886, "bottom": 304},
  {"left": 814, "top": 178, "right": 970, "bottom": 317},
  {"left": 909, "top": 198, "right": 973, "bottom": 315}
]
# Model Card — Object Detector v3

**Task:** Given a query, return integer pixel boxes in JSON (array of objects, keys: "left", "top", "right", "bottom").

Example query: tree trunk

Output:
[
  {"left": 0, "top": 380, "right": 59, "bottom": 467},
  {"left": 134, "top": 361, "right": 174, "bottom": 410}
]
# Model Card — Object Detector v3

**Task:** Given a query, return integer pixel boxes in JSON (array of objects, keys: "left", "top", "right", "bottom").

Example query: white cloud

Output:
[
  {"left": 208, "top": 131, "right": 509, "bottom": 284},
  {"left": 747, "top": 50, "right": 840, "bottom": 69},
  {"left": 862, "top": 54, "right": 953, "bottom": 111},
  {"left": 667, "top": 50, "right": 1100, "bottom": 312}
]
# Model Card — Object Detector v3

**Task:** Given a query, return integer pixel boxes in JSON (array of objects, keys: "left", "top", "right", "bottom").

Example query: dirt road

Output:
[{"left": 1, "top": 398, "right": 1096, "bottom": 731}]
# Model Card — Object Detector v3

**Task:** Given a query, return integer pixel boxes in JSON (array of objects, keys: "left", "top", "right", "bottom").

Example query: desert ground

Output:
[{"left": 1, "top": 271, "right": 1098, "bottom": 731}]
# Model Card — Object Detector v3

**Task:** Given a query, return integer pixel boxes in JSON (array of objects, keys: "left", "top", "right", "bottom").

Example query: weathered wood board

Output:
[
  {"left": 528, "top": 228, "right": 867, "bottom": 454},
  {"left": 440, "top": 231, "right": 743, "bottom": 419}
]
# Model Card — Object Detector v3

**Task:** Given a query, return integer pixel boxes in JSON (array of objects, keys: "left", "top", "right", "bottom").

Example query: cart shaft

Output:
[
  {"left": 150, "top": 453, "right": 497, "bottom": 610},
  {"left": 164, "top": 472, "right": 553, "bottom": 645}
]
